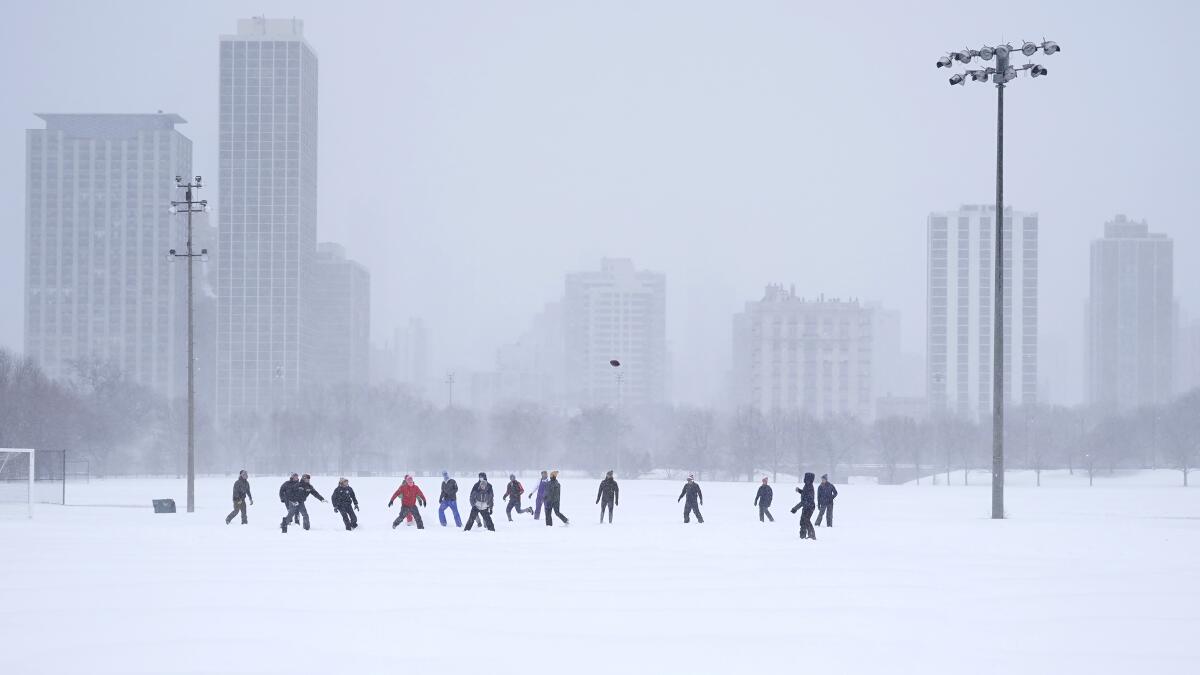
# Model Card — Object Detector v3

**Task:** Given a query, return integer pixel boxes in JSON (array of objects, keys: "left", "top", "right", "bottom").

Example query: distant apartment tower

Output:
[
  {"left": 217, "top": 17, "right": 318, "bottom": 419},
  {"left": 311, "top": 243, "right": 370, "bottom": 388},
  {"left": 565, "top": 259, "right": 666, "bottom": 408},
  {"left": 495, "top": 301, "right": 566, "bottom": 408},
  {"left": 24, "top": 113, "right": 193, "bottom": 395},
  {"left": 927, "top": 205, "right": 1038, "bottom": 420},
  {"left": 733, "top": 286, "right": 874, "bottom": 420},
  {"left": 1086, "top": 215, "right": 1173, "bottom": 411},
  {"left": 396, "top": 318, "right": 430, "bottom": 392}
]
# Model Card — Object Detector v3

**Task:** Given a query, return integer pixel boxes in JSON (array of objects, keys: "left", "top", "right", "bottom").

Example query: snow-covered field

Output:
[{"left": 1, "top": 472, "right": 1196, "bottom": 674}]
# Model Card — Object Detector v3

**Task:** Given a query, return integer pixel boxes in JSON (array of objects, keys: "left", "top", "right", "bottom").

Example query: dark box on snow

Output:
[{"left": 152, "top": 499, "right": 176, "bottom": 514}]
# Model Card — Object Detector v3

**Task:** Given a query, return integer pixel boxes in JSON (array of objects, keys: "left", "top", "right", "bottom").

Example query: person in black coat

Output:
[
  {"left": 279, "top": 473, "right": 300, "bottom": 528},
  {"left": 281, "top": 473, "right": 326, "bottom": 533},
  {"left": 438, "top": 471, "right": 463, "bottom": 527},
  {"left": 331, "top": 478, "right": 359, "bottom": 531},
  {"left": 544, "top": 470, "right": 569, "bottom": 526},
  {"left": 816, "top": 474, "right": 838, "bottom": 527},
  {"left": 754, "top": 476, "right": 774, "bottom": 523},
  {"left": 225, "top": 470, "right": 253, "bottom": 525},
  {"left": 464, "top": 473, "right": 495, "bottom": 532},
  {"left": 790, "top": 472, "right": 817, "bottom": 540},
  {"left": 596, "top": 470, "right": 619, "bottom": 524},
  {"left": 502, "top": 474, "right": 533, "bottom": 521},
  {"left": 678, "top": 475, "right": 704, "bottom": 524}
]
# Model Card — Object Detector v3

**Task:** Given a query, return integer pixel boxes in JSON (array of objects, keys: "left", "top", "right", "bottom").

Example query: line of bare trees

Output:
[{"left": 2, "top": 347, "right": 1197, "bottom": 484}]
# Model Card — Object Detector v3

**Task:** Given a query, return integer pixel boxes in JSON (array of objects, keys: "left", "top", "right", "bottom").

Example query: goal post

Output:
[{"left": 0, "top": 449, "right": 35, "bottom": 519}]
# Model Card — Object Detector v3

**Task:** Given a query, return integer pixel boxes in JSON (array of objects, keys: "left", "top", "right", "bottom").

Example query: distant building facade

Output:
[
  {"left": 311, "top": 243, "right": 370, "bottom": 388},
  {"left": 494, "top": 301, "right": 566, "bottom": 408},
  {"left": 733, "top": 285, "right": 874, "bottom": 420},
  {"left": 24, "top": 113, "right": 194, "bottom": 396},
  {"left": 565, "top": 258, "right": 667, "bottom": 409},
  {"left": 217, "top": 17, "right": 318, "bottom": 419},
  {"left": 927, "top": 205, "right": 1039, "bottom": 421},
  {"left": 1086, "top": 215, "right": 1174, "bottom": 411}
]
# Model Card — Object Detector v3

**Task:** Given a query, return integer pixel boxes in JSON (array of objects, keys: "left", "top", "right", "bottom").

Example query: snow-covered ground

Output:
[{"left": 1, "top": 472, "right": 1196, "bottom": 674}]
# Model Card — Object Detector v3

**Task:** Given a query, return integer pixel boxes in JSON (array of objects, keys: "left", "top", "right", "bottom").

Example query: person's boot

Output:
[{"left": 225, "top": 516, "right": 232, "bottom": 525}]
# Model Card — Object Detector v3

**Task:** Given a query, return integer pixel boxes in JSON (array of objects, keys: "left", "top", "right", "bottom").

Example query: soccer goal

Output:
[{"left": 0, "top": 449, "right": 35, "bottom": 519}]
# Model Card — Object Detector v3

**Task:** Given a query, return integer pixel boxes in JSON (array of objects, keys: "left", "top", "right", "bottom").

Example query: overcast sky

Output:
[{"left": 2, "top": 0, "right": 1196, "bottom": 405}]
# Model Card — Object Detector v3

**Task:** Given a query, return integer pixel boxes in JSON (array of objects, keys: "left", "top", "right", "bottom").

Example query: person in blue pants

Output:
[
  {"left": 530, "top": 470, "right": 549, "bottom": 520},
  {"left": 437, "top": 471, "right": 462, "bottom": 527}
]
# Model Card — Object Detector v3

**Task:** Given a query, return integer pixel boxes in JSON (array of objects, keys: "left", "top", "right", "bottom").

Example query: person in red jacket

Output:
[{"left": 388, "top": 475, "right": 427, "bottom": 529}]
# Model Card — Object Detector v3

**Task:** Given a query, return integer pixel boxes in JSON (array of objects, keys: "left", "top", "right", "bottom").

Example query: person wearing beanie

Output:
[
  {"left": 279, "top": 473, "right": 301, "bottom": 526},
  {"left": 596, "top": 470, "right": 619, "bottom": 524},
  {"left": 530, "top": 470, "right": 550, "bottom": 520},
  {"left": 437, "top": 471, "right": 462, "bottom": 528},
  {"left": 677, "top": 474, "right": 704, "bottom": 524},
  {"left": 544, "top": 470, "right": 569, "bottom": 527},
  {"left": 503, "top": 474, "right": 534, "bottom": 521},
  {"left": 816, "top": 474, "right": 838, "bottom": 527},
  {"left": 464, "top": 472, "right": 495, "bottom": 532},
  {"left": 225, "top": 469, "right": 253, "bottom": 525},
  {"left": 754, "top": 476, "right": 774, "bottom": 523},
  {"left": 388, "top": 474, "right": 428, "bottom": 530},
  {"left": 790, "top": 472, "right": 817, "bottom": 540},
  {"left": 281, "top": 473, "right": 325, "bottom": 533},
  {"left": 332, "top": 478, "right": 360, "bottom": 531}
]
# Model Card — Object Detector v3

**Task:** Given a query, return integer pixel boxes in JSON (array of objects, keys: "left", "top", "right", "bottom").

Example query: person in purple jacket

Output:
[{"left": 530, "top": 470, "right": 549, "bottom": 520}]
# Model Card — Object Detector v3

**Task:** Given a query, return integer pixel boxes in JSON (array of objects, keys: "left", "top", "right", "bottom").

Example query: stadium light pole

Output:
[
  {"left": 609, "top": 359, "right": 622, "bottom": 476},
  {"left": 168, "top": 176, "right": 209, "bottom": 514},
  {"left": 937, "top": 39, "right": 1060, "bottom": 519}
]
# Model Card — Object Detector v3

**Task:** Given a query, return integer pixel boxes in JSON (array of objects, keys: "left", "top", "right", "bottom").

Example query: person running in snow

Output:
[
  {"left": 282, "top": 473, "right": 325, "bottom": 533},
  {"left": 388, "top": 475, "right": 427, "bottom": 529},
  {"left": 754, "top": 476, "right": 774, "bottom": 522},
  {"left": 279, "top": 473, "right": 300, "bottom": 527},
  {"left": 464, "top": 472, "right": 495, "bottom": 532},
  {"left": 332, "top": 478, "right": 359, "bottom": 531},
  {"left": 530, "top": 470, "right": 549, "bottom": 520},
  {"left": 816, "top": 474, "right": 838, "bottom": 527},
  {"left": 225, "top": 469, "right": 253, "bottom": 525},
  {"left": 544, "top": 470, "right": 569, "bottom": 526},
  {"left": 790, "top": 472, "right": 817, "bottom": 540},
  {"left": 596, "top": 470, "right": 619, "bottom": 524},
  {"left": 438, "top": 471, "right": 462, "bottom": 528},
  {"left": 678, "top": 474, "right": 704, "bottom": 524},
  {"left": 503, "top": 474, "right": 533, "bottom": 521}
]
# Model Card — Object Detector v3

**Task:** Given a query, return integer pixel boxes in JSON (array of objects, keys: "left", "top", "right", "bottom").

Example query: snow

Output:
[{"left": 1, "top": 472, "right": 1196, "bottom": 674}]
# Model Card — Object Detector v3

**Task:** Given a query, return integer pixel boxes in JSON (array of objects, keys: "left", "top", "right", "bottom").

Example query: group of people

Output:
[{"left": 224, "top": 470, "right": 838, "bottom": 537}]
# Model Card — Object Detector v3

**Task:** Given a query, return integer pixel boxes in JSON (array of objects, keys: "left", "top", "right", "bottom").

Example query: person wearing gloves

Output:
[
  {"left": 816, "top": 474, "right": 838, "bottom": 527},
  {"left": 790, "top": 472, "right": 817, "bottom": 540},
  {"left": 279, "top": 473, "right": 301, "bottom": 525},
  {"left": 596, "top": 470, "right": 619, "bottom": 524},
  {"left": 754, "top": 476, "right": 774, "bottom": 523},
  {"left": 281, "top": 473, "right": 325, "bottom": 533},
  {"left": 332, "top": 478, "right": 360, "bottom": 531},
  {"left": 388, "top": 474, "right": 427, "bottom": 530},
  {"left": 530, "top": 470, "right": 549, "bottom": 520},
  {"left": 544, "top": 470, "right": 569, "bottom": 527},
  {"left": 677, "top": 474, "right": 704, "bottom": 524},
  {"left": 437, "top": 471, "right": 462, "bottom": 528},
  {"left": 464, "top": 472, "right": 496, "bottom": 532}
]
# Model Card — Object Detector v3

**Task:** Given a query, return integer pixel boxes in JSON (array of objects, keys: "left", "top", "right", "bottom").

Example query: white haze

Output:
[{"left": 0, "top": 0, "right": 1197, "bottom": 406}]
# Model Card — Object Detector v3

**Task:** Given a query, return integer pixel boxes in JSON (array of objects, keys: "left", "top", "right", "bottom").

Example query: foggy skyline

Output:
[{"left": 3, "top": 1, "right": 1197, "bottom": 407}]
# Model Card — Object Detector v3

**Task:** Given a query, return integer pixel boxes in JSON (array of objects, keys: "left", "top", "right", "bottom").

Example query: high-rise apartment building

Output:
[
  {"left": 24, "top": 113, "right": 193, "bottom": 396},
  {"left": 733, "top": 286, "right": 875, "bottom": 420},
  {"left": 927, "top": 205, "right": 1038, "bottom": 420},
  {"left": 1086, "top": 215, "right": 1173, "bottom": 411},
  {"left": 217, "top": 17, "right": 318, "bottom": 419},
  {"left": 310, "top": 243, "right": 370, "bottom": 388},
  {"left": 565, "top": 259, "right": 666, "bottom": 409}
]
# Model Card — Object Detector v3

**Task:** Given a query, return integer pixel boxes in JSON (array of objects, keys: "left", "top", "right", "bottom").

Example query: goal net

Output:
[
  {"left": 0, "top": 449, "right": 35, "bottom": 518},
  {"left": 0, "top": 449, "right": 66, "bottom": 518}
]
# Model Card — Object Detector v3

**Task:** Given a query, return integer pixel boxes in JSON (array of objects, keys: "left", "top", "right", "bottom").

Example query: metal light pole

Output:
[
  {"left": 937, "top": 39, "right": 1059, "bottom": 519},
  {"left": 609, "top": 359, "right": 623, "bottom": 476},
  {"left": 168, "top": 176, "right": 209, "bottom": 513}
]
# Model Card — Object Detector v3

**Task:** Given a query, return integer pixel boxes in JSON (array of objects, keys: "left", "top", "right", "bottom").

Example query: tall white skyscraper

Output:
[
  {"left": 565, "top": 258, "right": 666, "bottom": 409},
  {"left": 1086, "top": 215, "right": 1174, "bottom": 411},
  {"left": 217, "top": 18, "right": 318, "bottom": 419},
  {"left": 733, "top": 286, "right": 875, "bottom": 420},
  {"left": 927, "top": 205, "right": 1038, "bottom": 420},
  {"left": 24, "top": 113, "right": 193, "bottom": 396}
]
